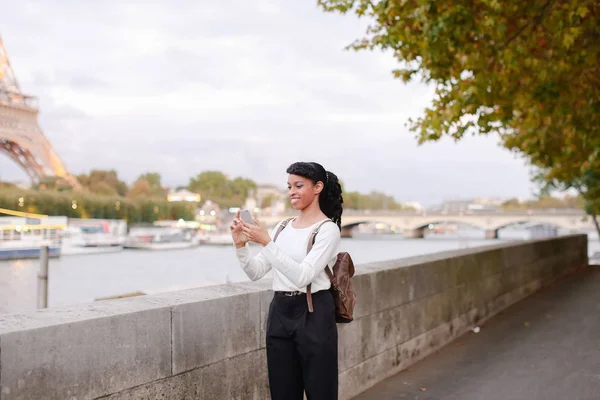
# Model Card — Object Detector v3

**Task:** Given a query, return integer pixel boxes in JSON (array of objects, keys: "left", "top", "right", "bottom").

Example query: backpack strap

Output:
[
  {"left": 306, "top": 219, "right": 333, "bottom": 253},
  {"left": 272, "top": 217, "right": 294, "bottom": 242},
  {"left": 306, "top": 219, "right": 335, "bottom": 313}
]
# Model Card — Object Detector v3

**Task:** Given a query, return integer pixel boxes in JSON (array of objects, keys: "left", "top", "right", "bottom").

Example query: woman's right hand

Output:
[{"left": 230, "top": 211, "right": 247, "bottom": 248}]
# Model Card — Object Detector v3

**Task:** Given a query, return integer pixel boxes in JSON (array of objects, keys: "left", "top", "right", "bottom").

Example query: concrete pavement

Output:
[{"left": 354, "top": 267, "right": 600, "bottom": 400}]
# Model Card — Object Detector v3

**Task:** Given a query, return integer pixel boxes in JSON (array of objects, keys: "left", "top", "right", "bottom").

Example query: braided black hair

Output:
[{"left": 286, "top": 161, "right": 343, "bottom": 230}]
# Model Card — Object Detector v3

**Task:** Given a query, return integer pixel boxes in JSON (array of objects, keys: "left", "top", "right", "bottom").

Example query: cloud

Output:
[{"left": 0, "top": 0, "right": 536, "bottom": 205}]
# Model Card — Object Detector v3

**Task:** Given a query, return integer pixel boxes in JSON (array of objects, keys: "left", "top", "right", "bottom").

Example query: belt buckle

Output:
[{"left": 285, "top": 292, "right": 295, "bottom": 297}]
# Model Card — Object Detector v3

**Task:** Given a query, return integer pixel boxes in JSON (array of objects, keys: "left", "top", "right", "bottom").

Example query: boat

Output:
[
  {"left": 201, "top": 233, "right": 234, "bottom": 246},
  {"left": 123, "top": 227, "right": 200, "bottom": 250},
  {"left": 60, "top": 226, "right": 124, "bottom": 256},
  {"left": 67, "top": 218, "right": 128, "bottom": 245},
  {"left": 0, "top": 239, "right": 61, "bottom": 260},
  {"left": 0, "top": 212, "right": 65, "bottom": 260}
]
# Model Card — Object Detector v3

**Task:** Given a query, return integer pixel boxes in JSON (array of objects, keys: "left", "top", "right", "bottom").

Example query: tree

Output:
[
  {"left": 188, "top": 171, "right": 229, "bottom": 199},
  {"left": 139, "top": 172, "right": 161, "bottom": 186},
  {"left": 501, "top": 198, "right": 523, "bottom": 210},
  {"left": 92, "top": 181, "right": 121, "bottom": 196},
  {"left": 260, "top": 194, "right": 275, "bottom": 209},
  {"left": 187, "top": 171, "right": 257, "bottom": 208},
  {"left": 0, "top": 180, "right": 16, "bottom": 189},
  {"left": 230, "top": 177, "right": 258, "bottom": 201},
  {"left": 128, "top": 179, "right": 152, "bottom": 199},
  {"left": 537, "top": 169, "right": 600, "bottom": 235},
  {"left": 319, "top": 0, "right": 600, "bottom": 236},
  {"left": 130, "top": 172, "right": 165, "bottom": 198},
  {"left": 76, "top": 170, "right": 129, "bottom": 196},
  {"left": 501, "top": 194, "right": 585, "bottom": 210},
  {"left": 341, "top": 189, "right": 412, "bottom": 210},
  {"left": 32, "top": 176, "right": 74, "bottom": 191}
]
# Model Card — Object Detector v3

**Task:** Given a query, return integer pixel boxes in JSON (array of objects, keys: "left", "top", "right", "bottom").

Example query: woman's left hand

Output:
[{"left": 241, "top": 218, "right": 271, "bottom": 246}]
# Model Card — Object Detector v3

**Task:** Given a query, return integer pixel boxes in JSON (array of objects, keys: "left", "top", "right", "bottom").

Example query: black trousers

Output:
[{"left": 266, "top": 290, "right": 338, "bottom": 400}]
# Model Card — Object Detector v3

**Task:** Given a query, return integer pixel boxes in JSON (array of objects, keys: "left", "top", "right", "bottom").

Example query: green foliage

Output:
[
  {"left": 5, "top": 169, "right": 414, "bottom": 217},
  {"left": 187, "top": 171, "right": 257, "bottom": 208},
  {"left": 501, "top": 194, "right": 584, "bottom": 210},
  {"left": 138, "top": 172, "right": 162, "bottom": 188},
  {"left": 535, "top": 169, "right": 600, "bottom": 233},
  {"left": 260, "top": 194, "right": 275, "bottom": 209},
  {"left": 319, "top": 0, "right": 600, "bottom": 234},
  {"left": 129, "top": 172, "right": 165, "bottom": 199},
  {"left": 32, "top": 176, "right": 74, "bottom": 192},
  {"left": 343, "top": 190, "right": 413, "bottom": 211},
  {"left": 0, "top": 180, "right": 16, "bottom": 189},
  {"left": 0, "top": 188, "right": 194, "bottom": 223},
  {"left": 76, "top": 170, "right": 129, "bottom": 196}
]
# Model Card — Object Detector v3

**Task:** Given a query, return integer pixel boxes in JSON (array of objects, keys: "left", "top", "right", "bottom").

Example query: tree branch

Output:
[{"left": 499, "top": 0, "right": 556, "bottom": 50}]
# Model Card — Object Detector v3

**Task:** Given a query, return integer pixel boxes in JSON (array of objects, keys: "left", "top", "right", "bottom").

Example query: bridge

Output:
[
  {"left": 0, "top": 37, "right": 78, "bottom": 187},
  {"left": 258, "top": 210, "right": 595, "bottom": 239}
]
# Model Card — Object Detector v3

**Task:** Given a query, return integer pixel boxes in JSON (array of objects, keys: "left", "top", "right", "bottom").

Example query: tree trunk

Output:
[
  {"left": 592, "top": 211, "right": 600, "bottom": 241},
  {"left": 578, "top": 190, "right": 600, "bottom": 241}
]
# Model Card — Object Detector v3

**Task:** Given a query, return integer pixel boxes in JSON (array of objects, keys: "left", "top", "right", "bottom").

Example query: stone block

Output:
[
  {"left": 473, "top": 273, "right": 505, "bottom": 305},
  {"left": 475, "top": 249, "right": 507, "bottom": 278},
  {"left": 103, "top": 350, "right": 269, "bottom": 400},
  {"left": 349, "top": 273, "right": 377, "bottom": 319},
  {"left": 0, "top": 299, "right": 171, "bottom": 400},
  {"left": 338, "top": 310, "right": 475, "bottom": 400},
  {"left": 199, "top": 348, "right": 269, "bottom": 399},
  {"left": 259, "top": 289, "right": 274, "bottom": 348},
  {"left": 146, "top": 285, "right": 250, "bottom": 307},
  {"left": 404, "top": 286, "right": 466, "bottom": 340},
  {"left": 338, "top": 303, "right": 412, "bottom": 372},
  {"left": 172, "top": 291, "right": 261, "bottom": 374},
  {"left": 406, "top": 260, "right": 452, "bottom": 301},
  {"left": 502, "top": 243, "right": 537, "bottom": 269},
  {"left": 502, "top": 263, "right": 528, "bottom": 293},
  {"left": 455, "top": 254, "right": 483, "bottom": 285},
  {"left": 369, "top": 267, "right": 411, "bottom": 312},
  {"left": 100, "top": 370, "right": 203, "bottom": 400}
]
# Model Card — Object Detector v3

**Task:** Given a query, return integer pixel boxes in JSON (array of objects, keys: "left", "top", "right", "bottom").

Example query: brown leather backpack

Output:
[{"left": 273, "top": 218, "right": 357, "bottom": 323}]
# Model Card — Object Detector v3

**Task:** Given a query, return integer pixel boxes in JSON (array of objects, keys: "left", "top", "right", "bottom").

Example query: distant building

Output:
[
  {"left": 472, "top": 197, "right": 508, "bottom": 207},
  {"left": 429, "top": 197, "right": 506, "bottom": 213},
  {"left": 195, "top": 200, "right": 221, "bottom": 224},
  {"left": 245, "top": 184, "right": 287, "bottom": 214},
  {"left": 429, "top": 199, "right": 473, "bottom": 213},
  {"left": 402, "top": 201, "right": 424, "bottom": 212},
  {"left": 167, "top": 189, "right": 201, "bottom": 203}
]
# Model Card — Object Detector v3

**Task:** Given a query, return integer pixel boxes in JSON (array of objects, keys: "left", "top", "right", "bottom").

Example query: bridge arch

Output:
[
  {"left": 409, "top": 220, "right": 488, "bottom": 232},
  {"left": 340, "top": 220, "right": 398, "bottom": 238},
  {"left": 490, "top": 220, "right": 574, "bottom": 232},
  {"left": 341, "top": 220, "right": 396, "bottom": 230}
]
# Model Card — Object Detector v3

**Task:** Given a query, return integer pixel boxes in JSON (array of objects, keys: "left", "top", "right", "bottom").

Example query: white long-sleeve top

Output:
[{"left": 235, "top": 218, "right": 341, "bottom": 293}]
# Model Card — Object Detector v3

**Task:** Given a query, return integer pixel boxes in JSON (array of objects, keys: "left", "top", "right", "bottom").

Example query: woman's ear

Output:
[{"left": 314, "top": 181, "right": 324, "bottom": 195}]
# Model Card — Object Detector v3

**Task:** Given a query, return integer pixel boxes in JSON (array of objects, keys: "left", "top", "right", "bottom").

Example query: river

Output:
[{"left": 1, "top": 230, "right": 598, "bottom": 315}]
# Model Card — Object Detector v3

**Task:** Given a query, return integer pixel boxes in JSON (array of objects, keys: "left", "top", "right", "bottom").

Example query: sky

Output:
[{"left": 0, "top": 0, "right": 537, "bottom": 205}]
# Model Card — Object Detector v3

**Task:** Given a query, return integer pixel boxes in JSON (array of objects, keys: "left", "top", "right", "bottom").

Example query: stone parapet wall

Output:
[{"left": 0, "top": 235, "right": 588, "bottom": 400}]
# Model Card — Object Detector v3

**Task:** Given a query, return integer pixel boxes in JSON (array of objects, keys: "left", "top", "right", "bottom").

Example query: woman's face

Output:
[{"left": 287, "top": 174, "right": 322, "bottom": 210}]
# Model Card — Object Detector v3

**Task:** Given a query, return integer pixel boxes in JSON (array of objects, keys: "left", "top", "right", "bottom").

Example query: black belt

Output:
[{"left": 274, "top": 291, "right": 304, "bottom": 297}]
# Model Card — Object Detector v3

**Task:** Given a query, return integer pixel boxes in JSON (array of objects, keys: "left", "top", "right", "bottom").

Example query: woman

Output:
[{"left": 230, "top": 161, "right": 343, "bottom": 400}]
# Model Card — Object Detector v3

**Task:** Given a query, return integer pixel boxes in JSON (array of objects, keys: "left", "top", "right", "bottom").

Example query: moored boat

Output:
[
  {"left": 124, "top": 227, "right": 200, "bottom": 250},
  {"left": 0, "top": 211, "right": 65, "bottom": 260}
]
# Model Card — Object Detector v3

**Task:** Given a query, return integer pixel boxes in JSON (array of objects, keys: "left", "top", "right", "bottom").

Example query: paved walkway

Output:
[{"left": 355, "top": 267, "right": 600, "bottom": 400}]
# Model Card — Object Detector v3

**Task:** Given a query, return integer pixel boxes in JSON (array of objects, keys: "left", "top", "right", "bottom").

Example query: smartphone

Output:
[{"left": 240, "top": 209, "right": 255, "bottom": 225}]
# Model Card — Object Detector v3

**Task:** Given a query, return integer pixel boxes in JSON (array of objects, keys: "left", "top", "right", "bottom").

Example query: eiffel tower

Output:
[{"left": 0, "top": 36, "right": 79, "bottom": 187}]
